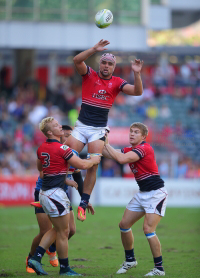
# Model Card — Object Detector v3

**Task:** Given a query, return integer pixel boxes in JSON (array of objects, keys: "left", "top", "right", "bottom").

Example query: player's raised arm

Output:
[
  {"left": 104, "top": 143, "right": 140, "bottom": 164},
  {"left": 73, "top": 39, "right": 110, "bottom": 75},
  {"left": 122, "top": 59, "right": 144, "bottom": 96}
]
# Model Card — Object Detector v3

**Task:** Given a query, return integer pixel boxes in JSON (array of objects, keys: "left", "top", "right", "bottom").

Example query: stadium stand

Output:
[
  {"left": 0, "top": 57, "right": 199, "bottom": 178},
  {"left": 0, "top": 0, "right": 141, "bottom": 24}
]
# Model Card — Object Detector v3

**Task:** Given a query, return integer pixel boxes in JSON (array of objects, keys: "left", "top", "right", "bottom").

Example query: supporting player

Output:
[
  {"left": 103, "top": 123, "right": 168, "bottom": 276},
  {"left": 26, "top": 125, "right": 95, "bottom": 274},
  {"left": 26, "top": 171, "right": 58, "bottom": 273},
  {"left": 28, "top": 117, "right": 101, "bottom": 276},
  {"left": 66, "top": 39, "right": 144, "bottom": 221},
  {"left": 61, "top": 125, "right": 95, "bottom": 238}
]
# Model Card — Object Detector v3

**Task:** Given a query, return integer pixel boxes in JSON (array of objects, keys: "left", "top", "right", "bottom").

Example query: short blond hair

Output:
[
  {"left": 39, "top": 117, "right": 54, "bottom": 137},
  {"left": 130, "top": 122, "right": 148, "bottom": 137}
]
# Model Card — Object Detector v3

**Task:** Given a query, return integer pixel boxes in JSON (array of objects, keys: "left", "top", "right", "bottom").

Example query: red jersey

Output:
[
  {"left": 78, "top": 66, "right": 128, "bottom": 127},
  {"left": 37, "top": 139, "right": 73, "bottom": 191},
  {"left": 121, "top": 141, "right": 164, "bottom": 191}
]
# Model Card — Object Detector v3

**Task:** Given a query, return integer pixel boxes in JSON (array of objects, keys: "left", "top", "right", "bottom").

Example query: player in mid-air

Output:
[
  {"left": 26, "top": 125, "right": 94, "bottom": 273},
  {"left": 103, "top": 122, "right": 168, "bottom": 276},
  {"left": 66, "top": 39, "right": 144, "bottom": 221},
  {"left": 28, "top": 117, "right": 101, "bottom": 276}
]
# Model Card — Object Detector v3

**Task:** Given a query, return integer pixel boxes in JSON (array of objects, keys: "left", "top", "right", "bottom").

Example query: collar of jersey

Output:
[
  {"left": 46, "top": 139, "right": 61, "bottom": 143},
  {"left": 97, "top": 72, "right": 113, "bottom": 80},
  {"left": 132, "top": 141, "right": 146, "bottom": 149}
]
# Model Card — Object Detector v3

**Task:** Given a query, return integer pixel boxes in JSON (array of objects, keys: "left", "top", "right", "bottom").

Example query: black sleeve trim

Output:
[
  {"left": 81, "top": 65, "right": 89, "bottom": 76},
  {"left": 120, "top": 82, "right": 128, "bottom": 90},
  {"left": 132, "top": 150, "right": 142, "bottom": 159},
  {"left": 65, "top": 152, "right": 73, "bottom": 161}
]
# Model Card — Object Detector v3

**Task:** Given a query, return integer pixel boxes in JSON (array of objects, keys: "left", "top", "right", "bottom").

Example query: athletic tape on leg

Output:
[
  {"left": 87, "top": 153, "right": 101, "bottom": 159},
  {"left": 120, "top": 228, "right": 131, "bottom": 233},
  {"left": 145, "top": 232, "right": 156, "bottom": 239}
]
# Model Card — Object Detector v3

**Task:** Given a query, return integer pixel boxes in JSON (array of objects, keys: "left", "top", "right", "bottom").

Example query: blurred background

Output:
[{"left": 0, "top": 0, "right": 199, "bottom": 207}]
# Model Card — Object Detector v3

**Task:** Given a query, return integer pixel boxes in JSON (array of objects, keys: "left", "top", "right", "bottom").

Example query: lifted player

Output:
[{"left": 66, "top": 39, "right": 144, "bottom": 221}]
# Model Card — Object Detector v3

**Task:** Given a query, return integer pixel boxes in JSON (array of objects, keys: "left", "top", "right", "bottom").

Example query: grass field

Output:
[{"left": 0, "top": 207, "right": 200, "bottom": 278}]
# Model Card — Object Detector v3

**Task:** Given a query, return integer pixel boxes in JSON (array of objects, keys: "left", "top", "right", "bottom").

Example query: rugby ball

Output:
[{"left": 95, "top": 9, "right": 113, "bottom": 29}]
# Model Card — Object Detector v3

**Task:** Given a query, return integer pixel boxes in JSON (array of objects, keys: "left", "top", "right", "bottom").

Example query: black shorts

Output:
[{"left": 34, "top": 190, "right": 45, "bottom": 214}]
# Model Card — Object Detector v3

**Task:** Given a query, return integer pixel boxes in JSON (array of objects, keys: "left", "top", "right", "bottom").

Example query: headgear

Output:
[{"left": 100, "top": 53, "right": 116, "bottom": 67}]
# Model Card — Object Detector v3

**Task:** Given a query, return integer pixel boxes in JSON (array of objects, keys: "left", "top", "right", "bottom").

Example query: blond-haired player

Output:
[{"left": 28, "top": 117, "right": 101, "bottom": 276}]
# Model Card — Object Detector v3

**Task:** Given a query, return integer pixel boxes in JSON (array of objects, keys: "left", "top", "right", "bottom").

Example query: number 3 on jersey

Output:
[{"left": 41, "top": 152, "right": 50, "bottom": 168}]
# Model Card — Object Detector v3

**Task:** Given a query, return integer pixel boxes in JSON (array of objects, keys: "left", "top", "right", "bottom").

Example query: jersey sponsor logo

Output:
[
  {"left": 60, "top": 145, "right": 69, "bottom": 150},
  {"left": 98, "top": 90, "right": 106, "bottom": 94},
  {"left": 92, "top": 90, "right": 110, "bottom": 101}
]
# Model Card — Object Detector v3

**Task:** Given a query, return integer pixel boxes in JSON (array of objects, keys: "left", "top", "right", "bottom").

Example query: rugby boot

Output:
[
  {"left": 77, "top": 206, "right": 86, "bottom": 221},
  {"left": 116, "top": 260, "right": 138, "bottom": 274},
  {"left": 25, "top": 257, "right": 35, "bottom": 273},
  {"left": 28, "top": 258, "right": 48, "bottom": 275},
  {"left": 144, "top": 268, "right": 165, "bottom": 276},
  {"left": 46, "top": 250, "right": 59, "bottom": 267}
]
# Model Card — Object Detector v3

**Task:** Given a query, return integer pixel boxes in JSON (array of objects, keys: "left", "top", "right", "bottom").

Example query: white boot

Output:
[
  {"left": 145, "top": 268, "right": 165, "bottom": 276},
  {"left": 116, "top": 260, "right": 138, "bottom": 274}
]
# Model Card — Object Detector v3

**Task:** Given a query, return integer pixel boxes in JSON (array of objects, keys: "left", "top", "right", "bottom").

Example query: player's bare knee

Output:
[
  {"left": 119, "top": 220, "right": 130, "bottom": 230},
  {"left": 143, "top": 224, "right": 152, "bottom": 235}
]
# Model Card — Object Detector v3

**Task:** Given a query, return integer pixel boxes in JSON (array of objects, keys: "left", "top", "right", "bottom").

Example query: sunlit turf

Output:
[{"left": 0, "top": 207, "right": 200, "bottom": 277}]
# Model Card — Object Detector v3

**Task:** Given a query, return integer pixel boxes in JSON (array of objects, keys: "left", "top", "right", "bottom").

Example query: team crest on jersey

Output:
[
  {"left": 60, "top": 145, "right": 69, "bottom": 150},
  {"left": 108, "top": 82, "right": 112, "bottom": 88}
]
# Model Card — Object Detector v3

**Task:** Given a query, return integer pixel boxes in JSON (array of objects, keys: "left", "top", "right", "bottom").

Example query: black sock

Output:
[
  {"left": 33, "top": 246, "right": 46, "bottom": 263},
  {"left": 49, "top": 243, "right": 56, "bottom": 253},
  {"left": 154, "top": 256, "right": 164, "bottom": 271},
  {"left": 125, "top": 249, "right": 136, "bottom": 262},
  {"left": 28, "top": 253, "right": 32, "bottom": 261},
  {"left": 79, "top": 193, "right": 90, "bottom": 209},
  {"left": 59, "top": 258, "right": 69, "bottom": 273}
]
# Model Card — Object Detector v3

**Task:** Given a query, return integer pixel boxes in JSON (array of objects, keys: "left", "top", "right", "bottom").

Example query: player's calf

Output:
[{"left": 116, "top": 227, "right": 137, "bottom": 274}]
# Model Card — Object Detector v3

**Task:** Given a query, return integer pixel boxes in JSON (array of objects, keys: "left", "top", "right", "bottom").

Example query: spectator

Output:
[
  {"left": 159, "top": 104, "right": 172, "bottom": 118},
  {"left": 146, "top": 104, "right": 159, "bottom": 119},
  {"left": 189, "top": 98, "right": 200, "bottom": 115},
  {"left": 159, "top": 161, "right": 169, "bottom": 179}
]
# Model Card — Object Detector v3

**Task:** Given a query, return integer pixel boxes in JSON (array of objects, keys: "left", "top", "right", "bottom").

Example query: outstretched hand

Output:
[
  {"left": 131, "top": 59, "right": 144, "bottom": 73},
  {"left": 93, "top": 39, "right": 110, "bottom": 52},
  {"left": 87, "top": 202, "right": 95, "bottom": 215}
]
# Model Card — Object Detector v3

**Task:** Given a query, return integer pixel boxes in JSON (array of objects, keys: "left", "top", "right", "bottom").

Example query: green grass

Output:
[{"left": 0, "top": 207, "right": 200, "bottom": 278}]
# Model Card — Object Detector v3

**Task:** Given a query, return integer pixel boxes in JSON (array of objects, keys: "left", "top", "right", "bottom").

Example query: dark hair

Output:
[{"left": 62, "top": 125, "right": 72, "bottom": 131}]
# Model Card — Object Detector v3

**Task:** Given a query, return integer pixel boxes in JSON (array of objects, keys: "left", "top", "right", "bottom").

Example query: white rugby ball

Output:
[{"left": 95, "top": 9, "right": 113, "bottom": 29}]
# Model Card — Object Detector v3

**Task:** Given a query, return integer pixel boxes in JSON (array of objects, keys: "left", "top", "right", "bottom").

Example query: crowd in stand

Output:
[{"left": 0, "top": 60, "right": 199, "bottom": 178}]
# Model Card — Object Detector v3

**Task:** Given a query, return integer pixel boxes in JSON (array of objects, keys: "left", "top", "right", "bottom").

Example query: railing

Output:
[{"left": 0, "top": 0, "right": 141, "bottom": 24}]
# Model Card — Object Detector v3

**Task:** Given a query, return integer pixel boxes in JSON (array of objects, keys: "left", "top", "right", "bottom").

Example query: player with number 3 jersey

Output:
[{"left": 28, "top": 117, "right": 101, "bottom": 276}]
